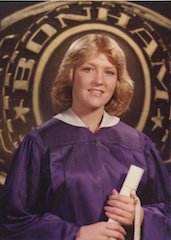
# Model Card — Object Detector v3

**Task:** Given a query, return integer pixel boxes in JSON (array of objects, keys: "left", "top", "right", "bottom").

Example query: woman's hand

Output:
[
  {"left": 104, "top": 189, "right": 144, "bottom": 226},
  {"left": 76, "top": 221, "right": 126, "bottom": 240}
]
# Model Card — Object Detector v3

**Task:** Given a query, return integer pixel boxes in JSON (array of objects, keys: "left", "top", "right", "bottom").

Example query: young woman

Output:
[{"left": 0, "top": 33, "right": 170, "bottom": 240}]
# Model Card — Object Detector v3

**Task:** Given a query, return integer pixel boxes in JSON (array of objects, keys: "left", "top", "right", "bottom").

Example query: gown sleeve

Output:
[
  {"left": 0, "top": 130, "right": 79, "bottom": 240},
  {"left": 141, "top": 134, "right": 171, "bottom": 240}
]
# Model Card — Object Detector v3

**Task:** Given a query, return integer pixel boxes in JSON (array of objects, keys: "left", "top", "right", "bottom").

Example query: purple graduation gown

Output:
[{"left": 0, "top": 111, "right": 170, "bottom": 240}]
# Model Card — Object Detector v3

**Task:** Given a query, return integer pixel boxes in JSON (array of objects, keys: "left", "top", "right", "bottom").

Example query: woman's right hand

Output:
[{"left": 76, "top": 221, "right": 126, "bottom": 240}]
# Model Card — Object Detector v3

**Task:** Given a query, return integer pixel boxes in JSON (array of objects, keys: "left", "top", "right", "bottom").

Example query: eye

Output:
[
  {"left": 81, "top": 65, "right": 94, "bottom": 72},
  {"left": 105, "top": 70, "right": 116, "bottom": 76}
]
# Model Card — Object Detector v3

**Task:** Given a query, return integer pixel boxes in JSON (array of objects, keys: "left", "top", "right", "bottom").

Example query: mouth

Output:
[{"left": 88, "top": 89, "right": 104, "bottom": 96}]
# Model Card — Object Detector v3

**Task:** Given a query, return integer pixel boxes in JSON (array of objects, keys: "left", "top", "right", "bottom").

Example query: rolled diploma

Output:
[{"left": 108, "top": 165, "right": 144, "bottom": 223}]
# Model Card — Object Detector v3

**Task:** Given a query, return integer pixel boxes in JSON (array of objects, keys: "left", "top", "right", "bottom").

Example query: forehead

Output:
[{"left": 83, "top": 52, "right": 115, "bottom": 67}]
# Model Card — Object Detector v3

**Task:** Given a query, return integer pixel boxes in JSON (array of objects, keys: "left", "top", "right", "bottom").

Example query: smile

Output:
[{"left": 88, "top": 89, "right": 104, "bottom": 96}]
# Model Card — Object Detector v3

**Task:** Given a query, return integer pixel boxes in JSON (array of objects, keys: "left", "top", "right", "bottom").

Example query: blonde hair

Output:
[{"left": 51, "top": 33, "right": 134, "bottom": 116}]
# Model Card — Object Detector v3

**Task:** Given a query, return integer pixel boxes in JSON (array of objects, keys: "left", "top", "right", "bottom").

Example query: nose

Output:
[{"left": 92, "top": 70, "right": 104, "bottom": 85}]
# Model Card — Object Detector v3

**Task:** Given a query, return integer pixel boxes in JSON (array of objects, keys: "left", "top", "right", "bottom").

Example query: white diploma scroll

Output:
[
  {"left": 119, "top": 165, "right": 144, "bottom": 196},
  {"left": 108, "top": 164, "right": 144, "bottom": 223}
]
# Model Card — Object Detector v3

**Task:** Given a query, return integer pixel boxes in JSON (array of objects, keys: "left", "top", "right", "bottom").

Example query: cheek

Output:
[
  {"left": 72, "top": 72, "right": 80, "bottom": 90},
  {"left": 108, "top": 78, "right": 117, "bottom": 93},
  {"left": 73, "top": 71, "right": 88, "bottom": 89}
]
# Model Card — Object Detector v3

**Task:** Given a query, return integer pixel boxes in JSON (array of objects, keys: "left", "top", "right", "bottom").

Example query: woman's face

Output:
[{"left": 72, "top": 52, "right": 117, "bottom": 113}]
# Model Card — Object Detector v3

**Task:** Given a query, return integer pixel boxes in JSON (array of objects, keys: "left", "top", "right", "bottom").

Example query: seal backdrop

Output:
[{"left": 0, "top": 1, "right": 171, "bottom": 185}]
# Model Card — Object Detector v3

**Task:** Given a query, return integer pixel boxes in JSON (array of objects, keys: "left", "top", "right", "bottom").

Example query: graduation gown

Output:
[{"left": 0, "top": 108, "right": 170, "bottom": 240}]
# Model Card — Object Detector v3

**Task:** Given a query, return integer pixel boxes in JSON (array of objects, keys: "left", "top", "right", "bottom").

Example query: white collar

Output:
[{"left": 54, "top": 108, "right": 120, "bottom": 128}]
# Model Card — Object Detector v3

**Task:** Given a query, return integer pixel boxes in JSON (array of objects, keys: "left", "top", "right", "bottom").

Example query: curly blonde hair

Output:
[{"left": 51, "top": 33, "right": 134, "bottom": 116}]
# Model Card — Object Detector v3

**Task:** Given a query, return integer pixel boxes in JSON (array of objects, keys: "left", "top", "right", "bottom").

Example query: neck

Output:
[{"left": 71, "top": 107, "right": 104, "bottom": 133}]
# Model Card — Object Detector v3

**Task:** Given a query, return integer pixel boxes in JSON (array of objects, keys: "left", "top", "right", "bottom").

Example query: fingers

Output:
[
  {"left": 110, "top": 189, "right": 135, "bottom": 205},
  {"left": 78, "top": 221, "right": 126, "bottom": 240},
  {"left": 106, "top": 223, "right": 126, "bottom": 234},
  {"left": 105, "top": 223, "right": 126, "bottom": 240},
  {"left": 105, "top": 210, "right": 134, "bottom": 226},
  {"left": 104, "top": 189, "right": 135, "bottom": 225},
  {"left": 107, "top": 198, "right": 135, "bottom": 211},
  {"left": 106, "top": 231, "right": 125, "bottom": 240}
]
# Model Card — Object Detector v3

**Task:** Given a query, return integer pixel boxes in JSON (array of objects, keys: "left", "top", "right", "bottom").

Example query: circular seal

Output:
[{"left": 0, "top": 1, "right": 171, "bottom": 183}]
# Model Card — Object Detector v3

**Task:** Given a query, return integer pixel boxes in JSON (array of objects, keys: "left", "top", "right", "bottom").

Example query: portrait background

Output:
[{"left": 0, "top": 1, "right": 171, "bottom": 187}]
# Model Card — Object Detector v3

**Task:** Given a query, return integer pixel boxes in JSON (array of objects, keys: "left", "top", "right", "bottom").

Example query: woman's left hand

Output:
[{"left": 104, "top": 189, "right": 138, "bottom": 226}]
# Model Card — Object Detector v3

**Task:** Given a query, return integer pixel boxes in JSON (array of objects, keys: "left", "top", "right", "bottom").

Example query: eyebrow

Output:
[{"left": 82, "top": 62, "right": 116, "bottom": 69}]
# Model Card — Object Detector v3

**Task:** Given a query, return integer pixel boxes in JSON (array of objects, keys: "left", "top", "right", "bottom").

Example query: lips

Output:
[{"left": 88, "top": 89, "right": 104, "bottom": 96}]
